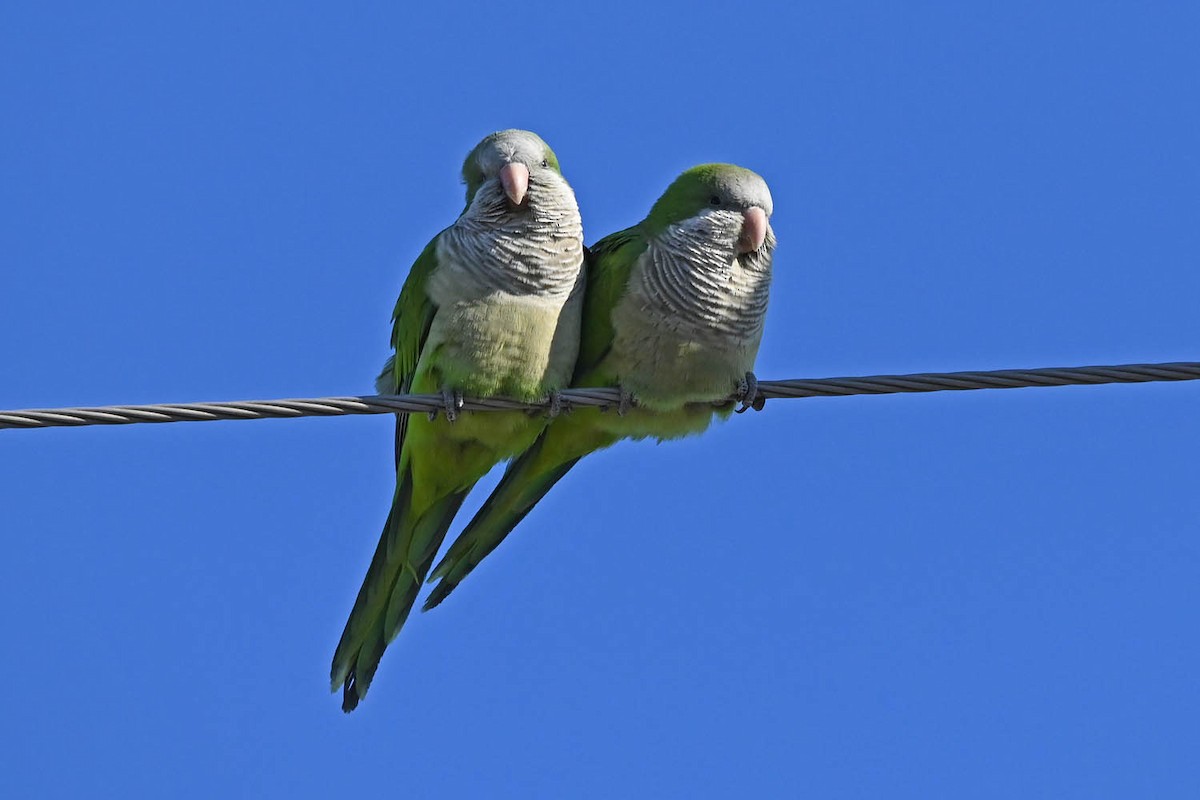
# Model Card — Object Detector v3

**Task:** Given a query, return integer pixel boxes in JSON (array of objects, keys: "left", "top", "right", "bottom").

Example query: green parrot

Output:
[
  {"left": 331, "top": 129, "right": 585, "bottom": 711},
  {"left": 423, "top": 163, "right": 775, "bottom": 611}
]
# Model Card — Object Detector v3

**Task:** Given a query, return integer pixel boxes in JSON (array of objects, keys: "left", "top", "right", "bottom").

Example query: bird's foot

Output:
[
  {"left": 735, "top": 371, "right": 766, "bottom": 413},
  {"left": 544, "top": 389, "right": 566, "bottom": 419},
  {"left": 429, "top": 387, "right": 465, "bottom": 422},
  {"left": 617, "top": 387, "right": 637, "bottom": 417}
]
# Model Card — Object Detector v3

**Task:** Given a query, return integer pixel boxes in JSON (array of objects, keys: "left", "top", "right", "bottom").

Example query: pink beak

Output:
[
  {"left": 737, "top": 206, "right": 768, "bottom": 254},
  {"left": 499, "top": 162, "right": 530, "bottom": 206}
]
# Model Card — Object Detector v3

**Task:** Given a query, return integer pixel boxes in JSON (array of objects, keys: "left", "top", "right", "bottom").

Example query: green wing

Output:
[
  {"left": 574, "top": 226, "right": 647, "bottom": 383},
  {"left": 391, "top": 244, "right": 438, "bottom": 385},
  {"left": 422, "top": 226, "right": 647, "bottom": 610},
  {"left": 375, "top": 237, "right": 441, "bottom": 463},
  {"left": 332, "top": 235, "right": 447, "bottom": 708}
]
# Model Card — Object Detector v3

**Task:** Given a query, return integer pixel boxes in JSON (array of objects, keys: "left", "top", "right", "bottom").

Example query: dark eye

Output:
[
  {"left": 709, "top": 195, "right": 722, "bottom": 206},
  {"left": 541, "top": 159, "right": 549, "bottom": 168}
]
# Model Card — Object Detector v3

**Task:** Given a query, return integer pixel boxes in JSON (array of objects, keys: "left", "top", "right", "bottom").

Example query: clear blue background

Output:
[{"left": 2, "top": 2, "right": 1198, "bottom": 797}]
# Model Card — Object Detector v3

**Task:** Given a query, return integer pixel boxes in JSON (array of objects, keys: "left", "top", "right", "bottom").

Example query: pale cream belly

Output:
[
  {"left": 610, "top": 326, "right": 755, "bottom": 411},
  {"left": 423, "top": 296, "right": 579, "bottom": 400}
]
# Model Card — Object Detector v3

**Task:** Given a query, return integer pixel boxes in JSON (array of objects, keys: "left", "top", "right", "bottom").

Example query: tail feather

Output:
[
  {"left": 423, "top": 438, "right": 582, "bottom": 611},
  {"left": 331, "top": 467, "right": 469, "bottom": 712}
]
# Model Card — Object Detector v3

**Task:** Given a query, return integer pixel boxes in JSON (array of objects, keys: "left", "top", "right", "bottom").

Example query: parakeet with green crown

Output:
[
  {"left": 331, "top": 129, "right": 585, "bottom": 711},
  {"left": 424, "top": 163, "right": 775, "bottom": 611}
]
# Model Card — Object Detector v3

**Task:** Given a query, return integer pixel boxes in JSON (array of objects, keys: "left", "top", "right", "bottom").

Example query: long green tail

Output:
[
  {"left": 331, "top": 465, "right": 469, "bottom": 712},
  {"left": 422, "top": 434, "right": 583, "bottom": 612}
]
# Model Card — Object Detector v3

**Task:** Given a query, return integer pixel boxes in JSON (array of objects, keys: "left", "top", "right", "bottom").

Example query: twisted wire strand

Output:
[{"left": 1, "top": 361, "right": 1197, "bottom": 431}]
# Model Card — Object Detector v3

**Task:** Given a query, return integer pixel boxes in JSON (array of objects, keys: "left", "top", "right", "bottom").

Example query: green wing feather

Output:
[
  {"left": 375, "top": 238, "right": 440, "bottom": 463},
  {"left": 390, "top": 239, "right": 441, "bottom": 388},
  {"left": 423, "top": 227, "right": 647, "bottom": 610},
  {"left": 332, "top": 235, "right": 456, "bottom": 711},
  {"left": 574, "top": 227, "right": 646, "bottom": 383}
]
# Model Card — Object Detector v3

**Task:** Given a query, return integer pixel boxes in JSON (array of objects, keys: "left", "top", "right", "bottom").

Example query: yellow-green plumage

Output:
[
  {"left": 425, "top": 164, "right": 776, "bottom": 610},
  {"left": 331, "top": 130, "right": 584, "bottom": 711}
]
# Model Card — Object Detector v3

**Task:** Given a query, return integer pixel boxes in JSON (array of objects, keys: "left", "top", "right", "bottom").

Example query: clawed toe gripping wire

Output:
[{"left": 1, "top": 362, "right": 1197, "bottom": 431}]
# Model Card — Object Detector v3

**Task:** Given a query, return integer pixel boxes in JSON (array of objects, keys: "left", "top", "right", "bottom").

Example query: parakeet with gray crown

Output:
[
  {"left": 425, "top": 163, "right": 776, "bottom": 611},
  {"left": 332, "top": 129, "right": 585, "bottom": 711}
]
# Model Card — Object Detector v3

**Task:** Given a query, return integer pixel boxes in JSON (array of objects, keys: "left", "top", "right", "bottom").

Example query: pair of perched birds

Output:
[{"left": 333, "top": 129, "right": 777, "bottom": 711}]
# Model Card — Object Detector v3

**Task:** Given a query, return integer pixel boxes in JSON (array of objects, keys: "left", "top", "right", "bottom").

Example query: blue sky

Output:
[{"left": 2, "top": 2, "right": 1199, "bottom": 797}]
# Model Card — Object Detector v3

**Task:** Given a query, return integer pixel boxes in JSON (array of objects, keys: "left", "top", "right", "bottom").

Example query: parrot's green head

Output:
[
  {"left": 643, "top": 164, "right": 774, "bottom": 257},
  {"left": 461, "top": 129, "right": 565, "bottom": 209}
]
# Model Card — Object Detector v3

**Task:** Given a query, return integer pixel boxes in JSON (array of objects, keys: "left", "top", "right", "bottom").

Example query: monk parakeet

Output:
[
  {"left": 424, "top": 163, "right": 775, "bottom": 610},
  {"left": 331, "top": 129, "right": 585, "bottom": 711}
]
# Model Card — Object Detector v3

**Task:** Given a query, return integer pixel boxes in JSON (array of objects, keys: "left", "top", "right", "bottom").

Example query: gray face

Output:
[
  {"left": 462, "top": 129, "right": 564, "bottom": 206},
  {"left": 472, "top": 129, "right": 552, "bottom": 177},
  {"left": 704, "top": 169, "right": 774, "bottom": 217}
]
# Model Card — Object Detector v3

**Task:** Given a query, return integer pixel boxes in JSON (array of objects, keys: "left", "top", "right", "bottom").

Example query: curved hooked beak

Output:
[
  {"left": 499, "top": 162, "right": 530, "bottom": 206},
  {"left": 737, "top": 206, "right": 768, "bottom": 254}
]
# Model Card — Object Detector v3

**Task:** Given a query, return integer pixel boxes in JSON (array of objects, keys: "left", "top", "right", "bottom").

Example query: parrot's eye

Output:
[
  {"left": 709, "top": 195, "right": 722, "bottom": 206},
  {"left": 541, "top": 159, "right": 549, "bottom": 168}
]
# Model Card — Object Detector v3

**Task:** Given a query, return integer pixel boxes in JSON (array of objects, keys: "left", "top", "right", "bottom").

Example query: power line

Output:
[{"left": 1, "top": 361, "right": 1196, "bottom": 431}]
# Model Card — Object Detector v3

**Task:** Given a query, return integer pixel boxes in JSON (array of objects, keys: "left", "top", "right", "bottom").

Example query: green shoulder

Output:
[
  {"left": 381, "top": 235, "right": 442, "bottom": 394},
  {"left": 575, "top": 226, "right": 647, "bottom": 383}
]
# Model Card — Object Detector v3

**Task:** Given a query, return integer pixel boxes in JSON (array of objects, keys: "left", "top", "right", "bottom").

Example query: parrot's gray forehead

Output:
[
  {"left": 472, "top": 129, "right": 550, "bottom": 173},
  {"left": 711, "top": 170, "right": 774, "bottom": 216}
]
